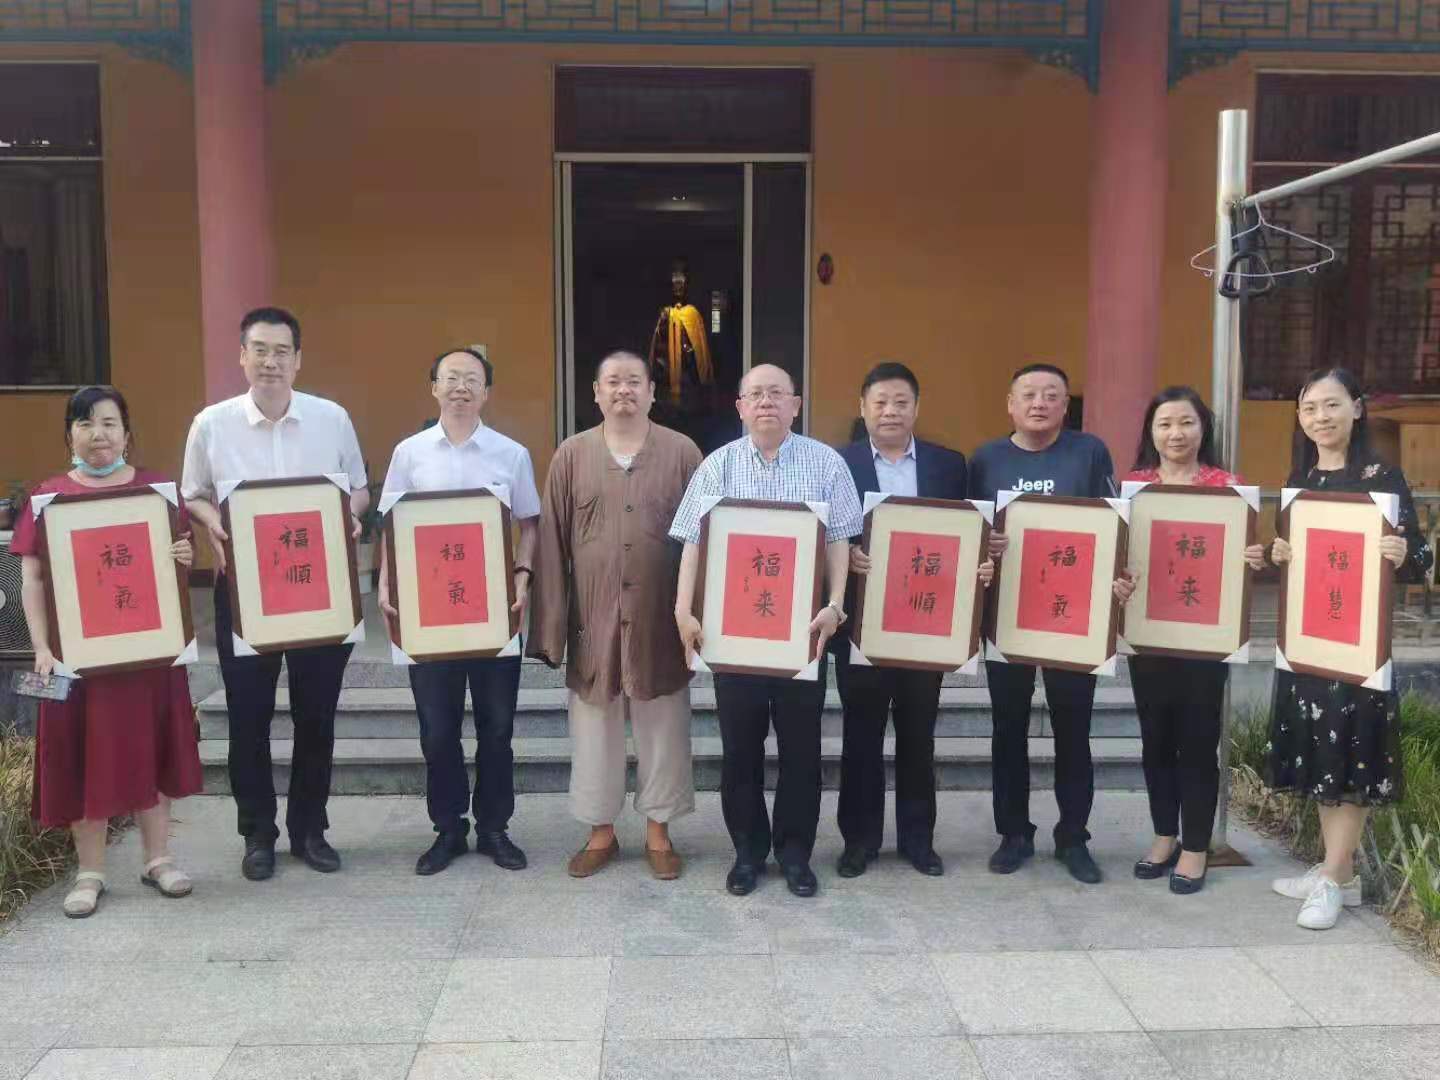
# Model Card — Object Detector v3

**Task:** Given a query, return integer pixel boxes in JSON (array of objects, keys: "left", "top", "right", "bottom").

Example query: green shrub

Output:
[{"left": 0, "top": 726, "right": 71, "bottom": 921}]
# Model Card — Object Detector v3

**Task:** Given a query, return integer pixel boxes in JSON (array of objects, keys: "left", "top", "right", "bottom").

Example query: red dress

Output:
[
  {"left": 1124, "top": 465, "right": 1242, "bottom": 488},
  {"left": 10, "top": 469, "right": 203, "bottom": 827}
]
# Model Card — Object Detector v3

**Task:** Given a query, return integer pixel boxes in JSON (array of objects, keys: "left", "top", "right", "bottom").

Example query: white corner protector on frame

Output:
[
  {"left": 28, "top": 492, "right": 58, "bottom": 518},
  {"left": 958, "top": 649, "right": 982, "bottom": 676},
  {"left": 1091, "top": 654, "right": 1118, "bottom": 678},
  {"left": 390, "top": 642, "right": 415, "bottom": 666},
  {"left": 1370, "top": 491, "right": 1400, "bottom": 527},
  {"left": 1116, "top": 635, "right": 1136, "bottom": 656},
  {"left": 1280, "top": 487, "right": 1302, "bottom": 512},
  {"left": 324, "top": 473, "right": 350, "bottom": 492},
  {"left": 1362, "top": 659, "right": 1393, "bottom": 693},
  {"left": 498, "top": 633, "right": 521, "bottom": 657},
  {"left": 848, "top": 641, "right": 873, "bottom": 667},
  {"left": 231, "top": 633, "right": 259, "bottom": 658},
  {"left": 1273, "top": 646, "right": 1293, "bottom": 672},
  {"left": 1105, "top": 498, "right": 1131, "bottom": 524},
  {"left": 690, "top": 652, "right": 713, "bottom": 674},
  {"left": 148, "top": 482, "right": 179, "bottom": 507},
  {"left": 172, "top": 638, "right": 199, "bottom": 666},
  {"left": 862, "top": 491, "right": 891, "bottom": 516},
  {"left": 1119, "top": 480, "right": 1151, "bottom": 499},
  {"left": 1223, "top": 640, "right": 1251, "bottom": 665},
  {"left": 985, "top": 639, "right": 1008, "bottom": 663},
  {"left": 804, "top": 501, "right": 830, "bottom": 527},
  {"left": 1233, "top": 485, "right": 1261, "bottom": 513},
  {"left": 793, "top": 657, "right": 820, "bottom": 681},
  {"left": 972, "top": 500, "right": 995, "bottom": 526},
  {"left": 343, "top": 621, "right": 366, "bottom": 645},
  {"left": 51, "top": 658, "right": 79, "bottom": 679},
  {"left": 695, "top": 495, "right": 724, "bottom": 521},
  {"left": 377, "top": 489, "right": 406, "bottom": 516},
  {"left": 216, "top": 479, "right": 243, "bottom": 504},
  {"left": 484, "top": 483, "right": 512, "bottom": 510},
  {"left": 995, "top": 490, "right": 1022, "bottom": 512}
]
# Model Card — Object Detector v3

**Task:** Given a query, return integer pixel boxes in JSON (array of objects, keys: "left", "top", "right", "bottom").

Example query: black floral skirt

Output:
[{"left": 1263, "top": 671, "right": 1404, "bottom": 806}]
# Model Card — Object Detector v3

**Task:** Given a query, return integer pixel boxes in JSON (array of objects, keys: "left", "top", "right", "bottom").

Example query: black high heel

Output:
[{"left": 1133, "top": 843, "right": 1181, "bottom": 880}]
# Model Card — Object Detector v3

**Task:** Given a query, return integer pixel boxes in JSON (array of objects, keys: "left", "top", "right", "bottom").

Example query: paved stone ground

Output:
[{"left": 2, "top": 791, "right": 1438, "bottom": 1080}]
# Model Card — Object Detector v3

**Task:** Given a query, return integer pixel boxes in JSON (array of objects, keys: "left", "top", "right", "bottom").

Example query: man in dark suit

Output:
[{"left": 833, "top": 362, "right": 970, "bottom": 878}]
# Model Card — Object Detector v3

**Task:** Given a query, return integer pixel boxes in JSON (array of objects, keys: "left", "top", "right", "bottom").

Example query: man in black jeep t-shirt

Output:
[{"left": 968, "top": 363, "right": 1120, "bottom": 886}]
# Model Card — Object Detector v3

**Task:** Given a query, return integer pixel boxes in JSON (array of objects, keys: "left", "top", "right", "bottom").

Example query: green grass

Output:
[{"left": 0, "top": 725, "right": 71, "bottom": 921}]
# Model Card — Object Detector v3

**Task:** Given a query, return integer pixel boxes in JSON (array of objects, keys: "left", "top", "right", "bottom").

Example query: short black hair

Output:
[
  {"left": 595, "top": 350, "right": 652, "bottom": 383},
  {"left": 1131, "top": 386, "right": 1221, "bottom": 472},
  {"left": 64, "top": 385, "right": 132, "bottom": 448},
  {"left": 240, "top": 306, "right": 301, "bottom": 350},
  {"left": 861, "top": 361, "right": 920, "bottom": 398},
  {"left": 1011, "top": 362, "right": 1069, "bottom": 387},
  {"left": 430, "top": 347, "right": 494, "bottom": 388}
]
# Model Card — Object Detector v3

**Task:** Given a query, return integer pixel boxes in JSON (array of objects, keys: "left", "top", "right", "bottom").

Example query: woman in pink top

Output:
[{"left": 1124, "top": 387, "right": 1266, "bottom": 894}]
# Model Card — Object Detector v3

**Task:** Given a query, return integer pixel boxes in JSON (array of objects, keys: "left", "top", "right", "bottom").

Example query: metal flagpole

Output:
[{"left": 1244, "top": 129, "right": 1440, "bottom": 208}]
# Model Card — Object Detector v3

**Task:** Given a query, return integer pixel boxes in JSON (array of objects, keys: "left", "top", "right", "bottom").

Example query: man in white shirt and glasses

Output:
[{"left": 181, "top": 306, "right": 368, "bottom": 883}]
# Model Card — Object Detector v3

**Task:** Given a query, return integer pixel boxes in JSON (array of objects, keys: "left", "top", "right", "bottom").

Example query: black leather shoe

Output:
[
  {"left": 1057, "top": 843, "right": 1102, "bottom": 885},
  {"left": 783, "top": 862, "right": 819, "bottom": 897},
  {"left": 988, "top": 835, "right": 1035, "bottom": 875},
  {"left": 836, "top": 845, "right": 877, "bottom": 879},
  {"left": 475, "top": 830, "right": 527, "bottom": 870},
  {"left": 726, "top": 860, "right": 763, "bottom": 896},
  {"left": 291, "top": 833, "right": 341, "bottom": 873},
  {"left": 241, "top": 837, "right": 276, "bottom": 882},
  {"left": 416, "top": 831, "right": 469, "bottom": 876},
  {"left": 1169, "top": 863, "right": 1208, "bottom": 895},
  {"left": 1133, "top": 844, "right": 1181, "bottom": 880},
  {"left": 902, "top": 847, "right": 945, "bottom": 877}
]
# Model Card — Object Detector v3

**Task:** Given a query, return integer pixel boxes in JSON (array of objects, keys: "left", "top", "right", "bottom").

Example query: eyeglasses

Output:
[
  {"left": 740, "top": 387, "right": 793, "bottom": 405},
  {"left": 438, "top": 375, "right": 486, "bottom": 390}
]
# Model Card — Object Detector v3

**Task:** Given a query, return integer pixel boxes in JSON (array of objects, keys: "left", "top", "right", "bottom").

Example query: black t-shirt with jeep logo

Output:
[{"left": 966, "top": 428, "right": 1115, "bottom": 503}]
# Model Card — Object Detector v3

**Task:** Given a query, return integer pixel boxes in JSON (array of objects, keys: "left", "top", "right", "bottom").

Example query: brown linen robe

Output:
[{"left": 528, "top": 423, "right": 702, "bottom": 705}]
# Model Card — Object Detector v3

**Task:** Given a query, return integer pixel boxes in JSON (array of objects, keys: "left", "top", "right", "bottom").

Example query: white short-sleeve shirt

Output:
[
  {"left": 180, "top": 390, "right": 367, "bottom": 502},
  {"left": 381, "top": 420, "right": 541, "bottom": 520}
]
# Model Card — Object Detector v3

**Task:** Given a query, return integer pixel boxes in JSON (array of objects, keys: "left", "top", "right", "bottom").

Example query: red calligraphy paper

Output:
[
  {"left": 1145, "top": 519, "right": 1225, "bottom": 625},
  {"left": 1301, "top": 527, "right": 1365, "bottom": 646},
  {"left": 69, "top": 522, "right": 163, "bottom": 638},
  {"left": 254, "top": 510, "right": 331, "bottom": 617},
  {"left": 1015, "top": 528, "right": 1095, "bottom": 637},
  {"left": 721, "top": 532, "right": 796, "bottom": 641},
  {"left": 414, "top": 523, "right": 489, "bottom": 628},
  {"left": 880, "top": 530, "right": 961, "bottom": 637}
]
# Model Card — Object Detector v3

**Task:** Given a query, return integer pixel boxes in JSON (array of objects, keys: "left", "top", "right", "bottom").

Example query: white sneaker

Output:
[
  {"left": 1297, "top": 877, "right": 1345, "bottom": 930},
  {"left": 1272, "top": 863, "right": 1362, "bottom": 906}
]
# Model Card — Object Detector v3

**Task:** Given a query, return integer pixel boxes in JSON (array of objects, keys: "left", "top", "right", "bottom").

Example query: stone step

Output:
[
  {"left": 197, "top": 735, "right": 1147, "bottom": 795},
  {"left": 195, "top": 686, "right": 1145, "bottom": 740}
]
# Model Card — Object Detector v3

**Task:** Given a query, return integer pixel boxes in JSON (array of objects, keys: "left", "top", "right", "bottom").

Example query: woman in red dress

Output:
[{"left": 14, "top": 386, "right": 203, "bottom": 918}]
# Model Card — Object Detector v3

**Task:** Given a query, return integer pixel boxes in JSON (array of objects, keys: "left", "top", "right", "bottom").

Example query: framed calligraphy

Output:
[
  {"left": 987, "top": 493, "right": 1128, "bottom": 675},
  {"left": 32, "top": 484, "right": 195, "bottom": 676},
  {"left": 694, "top": 498, "right": 826, "bottom": 679},
  {"left": 1119, "top": 482, "right": 1258, "bottom": 663},
  {"left": 381, "top": 487, "right": 519, "bottom": 663},
  {"left": 220, "top": 476, "right": 363, "bottom": 654},
  {"left": 1277, "top": 489, "right": 1398, "bottom": 689},
  {"left": 849, "top": 494, "right": 992, "bottom": 673}
]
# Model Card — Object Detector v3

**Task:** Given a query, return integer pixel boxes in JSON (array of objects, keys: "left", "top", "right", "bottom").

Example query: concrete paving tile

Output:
[
  {"left": 969, "top": 1033, "right": 1179, "bottom": 1080},
  {"left": 0, "top": 1048, "right": 45, "bottom": 1080},
  {"left": 25, "top": 1046, "right": 231, "bottom": 1080},
  {"left": 425, "top": 957, "right": 610, "bottom": 1043},
  {"left": 215, "top": 1044, "right": 418, "bottom": 1079},
  {"left": 0, "top": 963, "right": 112, "bottom": 1047},
  {"left": 410, "top": 1042, "right": 602, "bottom": 1080},
  {"left": 1091, "top": 948, "right": 1314, "bottom": 1032},
  {"left": 617, "top": 890, "right": 771, "bottom": 955},
  {"left": 787, "top": 1035, "right": 985, "bottom": 1080},
  {"left": 906, "top": 884, "right": 1077, "bottom": 952},
  {"left": 602, "top": 1038, "right": 790, "bottom": 1080},
  {"left": 1247, "top": 945, "right": 1440, "bottom": 1027},
  {"left": 240, "top": 961, "right": 449, "bottom": 1045},
  {"left": 776, "top": 954, "right": 961, "bottom": 1037},
  {"left": 933, "top": 952, "right": 1138, "bottom": 1035},
  {"left": 455, "top": 886, "right": 621, "bottom": 957},
  {"left": 1150, "top": 1029, "right": 1354, "bottom": 1080},
  {"left": 1332, "top": 1025, "right": 1440, "bottom": 1079},
  {"left": 764, "top": 889, "right": 924, "bottom": 954},
  {"left": 607, "top": 956, "right": 782, "bottom": 1039},
  {"left": 58, "top": 962, "right": 278, "bottom": 1047}
]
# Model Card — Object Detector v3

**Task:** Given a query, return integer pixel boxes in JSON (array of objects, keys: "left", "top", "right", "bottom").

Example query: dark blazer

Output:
[{"left": 832, "top": 437, "right": 968, "bottom": 649}]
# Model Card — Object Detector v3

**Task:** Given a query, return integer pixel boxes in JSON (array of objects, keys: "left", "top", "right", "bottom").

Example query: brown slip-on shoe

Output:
[
  {"left": 567, "top": 838, "right": 619, "bottom": 878},
  {"left": 646, "top": 847, "right": 683, "bottom": 880}
]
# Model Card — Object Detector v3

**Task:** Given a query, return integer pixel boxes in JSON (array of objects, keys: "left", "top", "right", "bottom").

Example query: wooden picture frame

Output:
[
  {"left": 694, "top": 498, "right": 826, "bottom": 679},
  {"left": 381, "top": 486, "right": 519, "bottom": 663},
  {"left": 1277, "top": 488, "right": 1398, "bottom": 690},
  {"left": 1119, "top": 482, "right": 1258, "bottom": 663},
  {"left": 32, "top": 483, "right": 195, "bottom": 677},
  {"left": 850, "top": 493, "right": 992, "bottom": 673},
  {"left": 219, "top": 476, "right": 363, "bottom": 655},
  {"left": 987, "top": 492, "right": 1128, "bottom": 675}
]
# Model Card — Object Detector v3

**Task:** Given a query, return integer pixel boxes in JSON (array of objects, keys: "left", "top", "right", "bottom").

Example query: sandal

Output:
[
  {"left": 140, "top": 856, "right": 193, "bottom": 898},
  {"left": 63, "top": 872, "right": 106, "bottom": 919}
]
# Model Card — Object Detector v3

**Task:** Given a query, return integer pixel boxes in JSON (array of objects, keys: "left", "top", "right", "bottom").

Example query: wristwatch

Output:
[{"left": 823, "top": 601, "right": 847, "bottom": 627}]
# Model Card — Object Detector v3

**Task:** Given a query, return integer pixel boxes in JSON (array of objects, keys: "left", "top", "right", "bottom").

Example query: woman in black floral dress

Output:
[{"left": 1264, "top": 368, "right": 1432, "bottom": 930}]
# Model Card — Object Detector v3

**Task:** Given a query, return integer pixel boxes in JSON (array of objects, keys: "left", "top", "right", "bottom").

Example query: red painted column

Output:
[
  {"left": 192, "top": 0, "right": 274, "bottom": 402},
  {"left": 1083, "top": 0, "right": 1169, "bottom": 472}
]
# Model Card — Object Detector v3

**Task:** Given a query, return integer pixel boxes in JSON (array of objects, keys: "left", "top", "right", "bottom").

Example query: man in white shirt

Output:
[
  {"left": 379, "top": 348, "right": 540, "bottom": 876},
  {"left": 181, "top": 307, "right": 369, "bottom": 883}
]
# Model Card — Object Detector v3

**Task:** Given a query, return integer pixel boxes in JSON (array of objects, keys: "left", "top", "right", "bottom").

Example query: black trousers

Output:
[
  {"left": 408, "top": 655, "right": 521, "bottom": 835},
  {"left": 834, "top": 651, "right": 942, "bottom": 854},
  {"left": 215, "top": 578, "right": 352, "bottom": 844},
  {"left": 986, "top": 660, "right": 1096, "bottom": 848},
  {"left": 1129, "top": 655, "right": 1226, "bottom": 853},
  {"left": 713, "top": 667, "right": 827, "bottom": 867}
]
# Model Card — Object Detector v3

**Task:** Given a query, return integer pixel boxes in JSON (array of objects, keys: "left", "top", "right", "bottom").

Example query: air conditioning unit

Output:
[{"left": 0, "top": 532, "right": 34, "bottom": 659}]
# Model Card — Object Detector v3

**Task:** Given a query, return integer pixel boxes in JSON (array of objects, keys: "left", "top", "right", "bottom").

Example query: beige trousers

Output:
[{"left": 568, "top": 687, "right": 695, "bottom": 825}]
